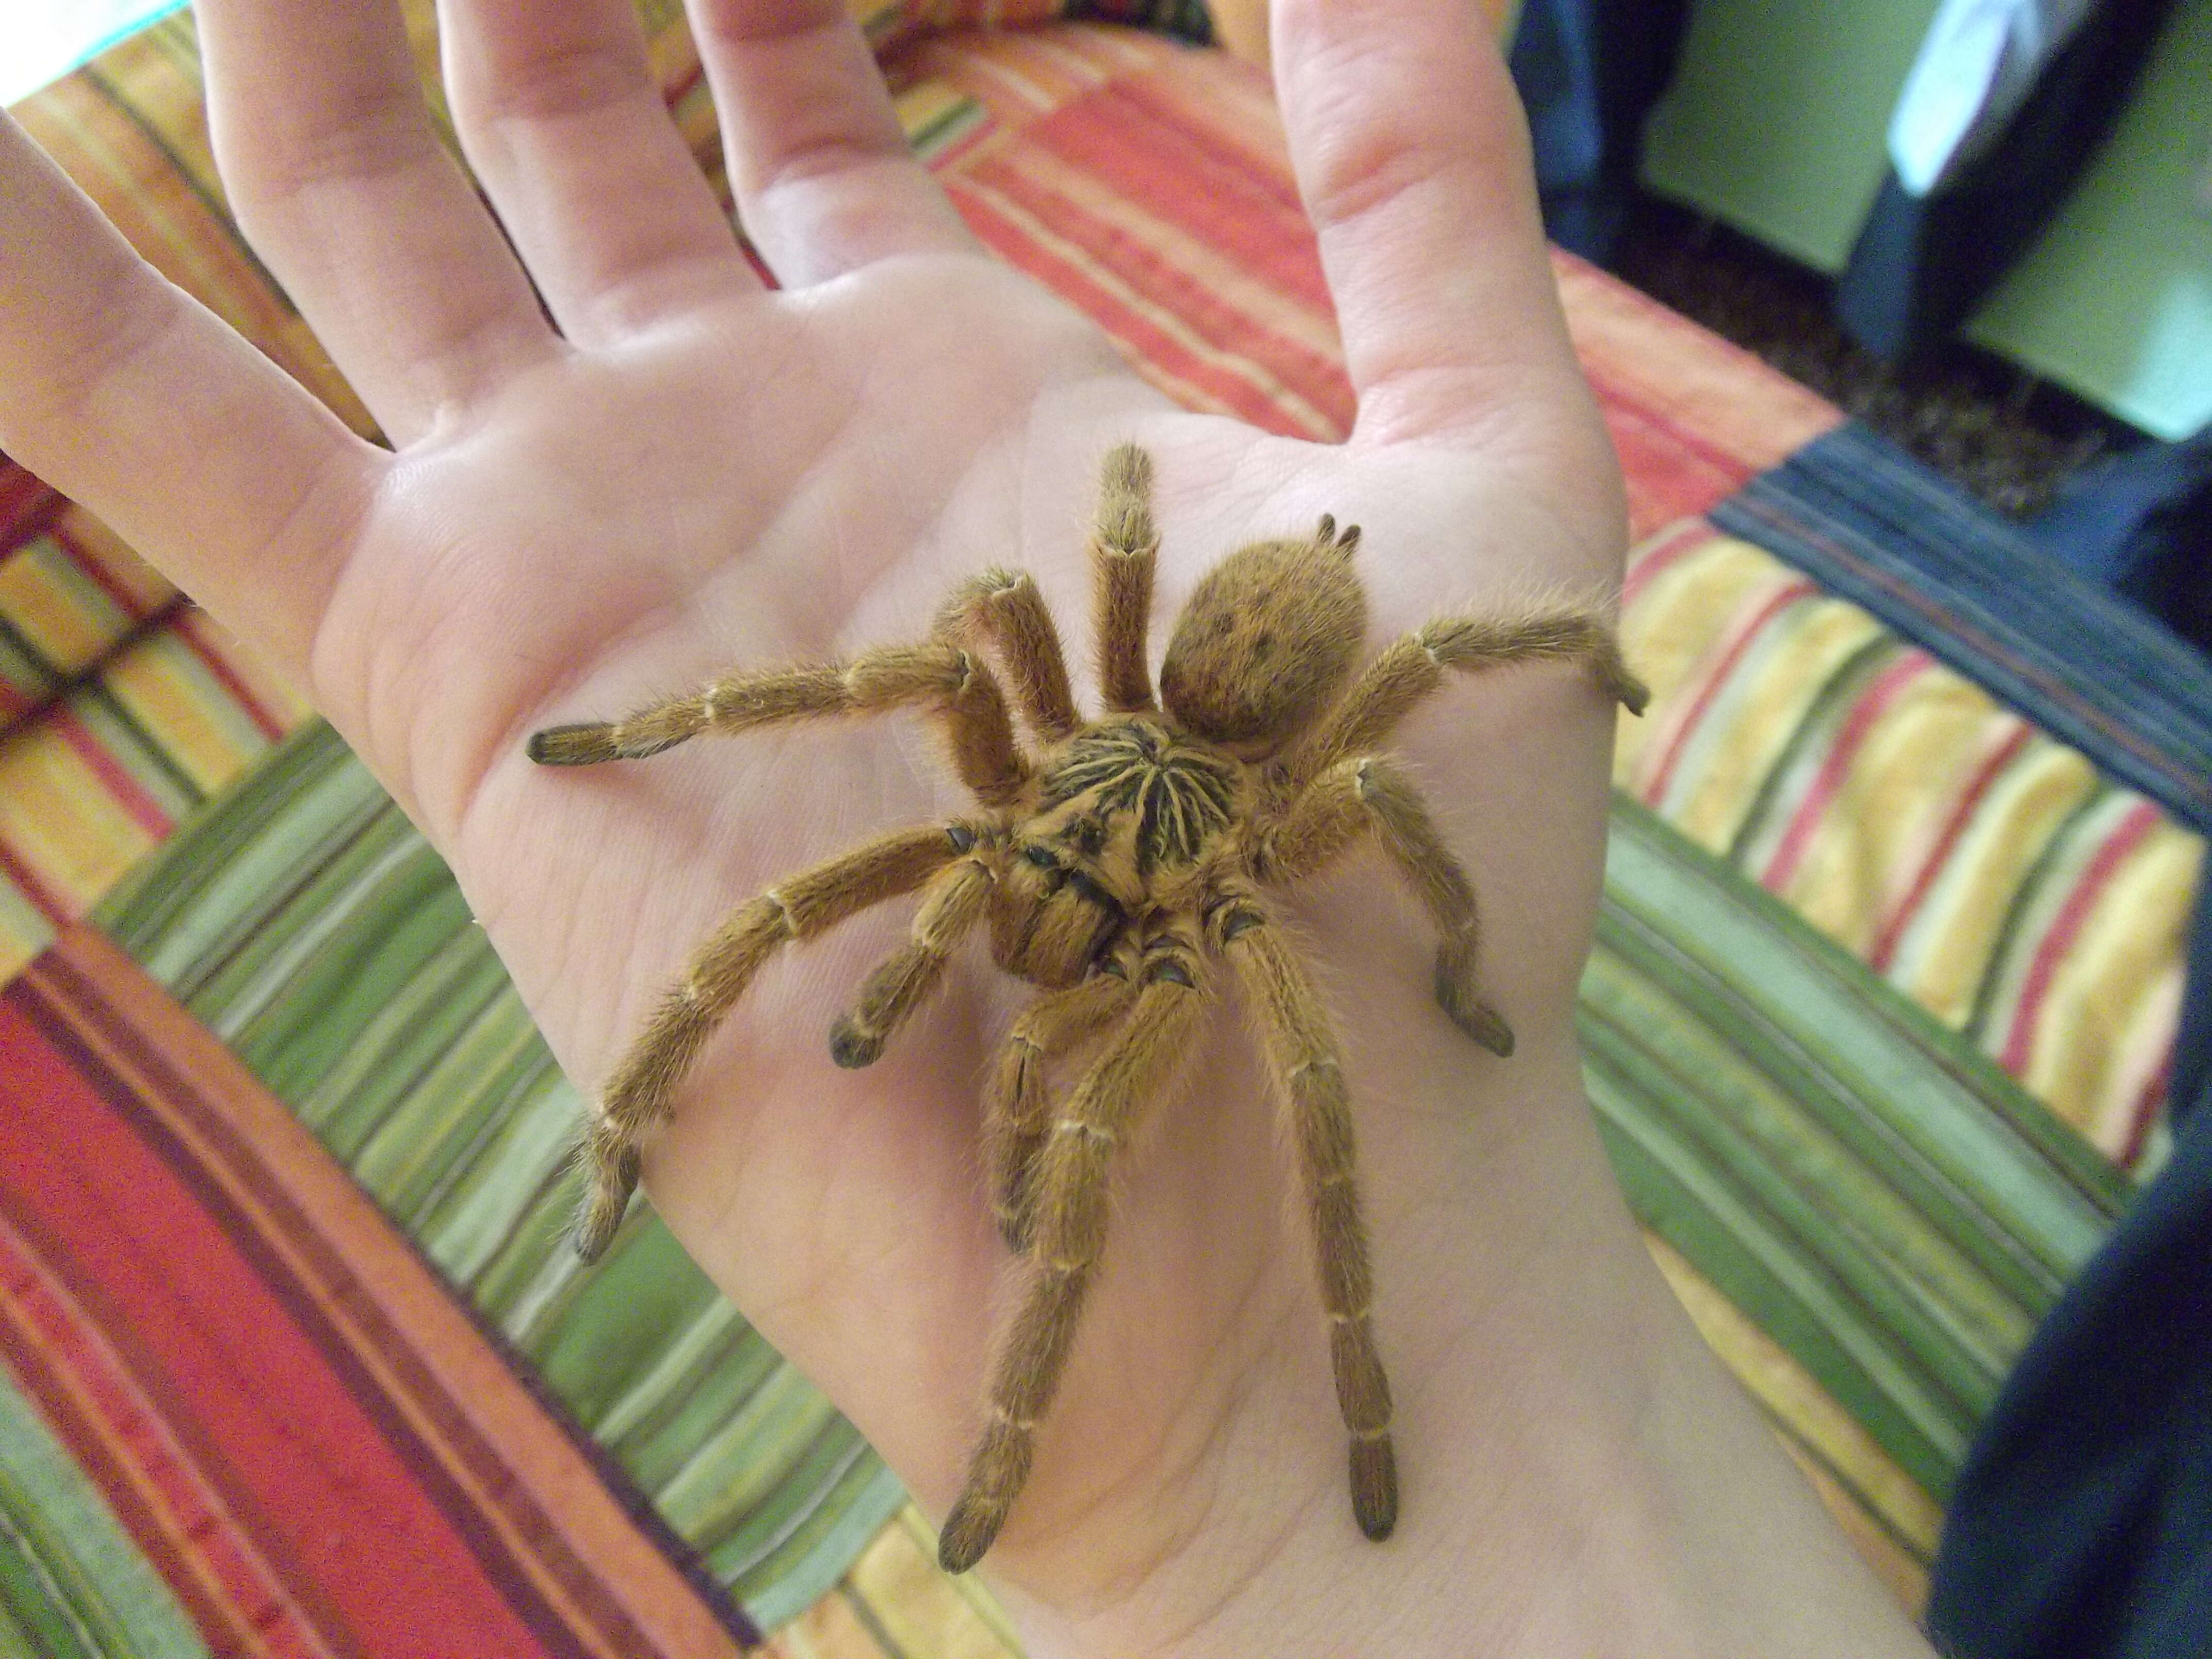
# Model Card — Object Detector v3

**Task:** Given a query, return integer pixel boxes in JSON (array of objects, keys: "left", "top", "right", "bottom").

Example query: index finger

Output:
[{"left": 0, "top": 113, "right": 378, "bottom": 676}]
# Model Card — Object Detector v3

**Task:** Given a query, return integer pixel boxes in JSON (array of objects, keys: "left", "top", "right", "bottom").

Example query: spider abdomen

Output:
[{"left": 1158, "top": 518, "right": 1367, "bottom": 753}]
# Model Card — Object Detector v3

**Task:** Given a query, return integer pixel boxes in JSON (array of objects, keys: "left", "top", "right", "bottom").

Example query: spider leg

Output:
[
  {"left": 980, "top": 966, "right": 1141, "bottom": 1251},
  {"left": 528, "top": 641, "right": 1029, "bottom": 806},
  {"left": 1090, "top": 443, "right": 1161, "bottom": 714},
  {"left": 938, "top": 926, "right": 1207, "bottom": 1573},
  {"left": 1203, "top": 885, "right": 1397, "bottom": 1542},
  {"left": 828, "top": 849, "right": 999, "bottom": 1068},
  {"left": 575, "top": 824, "right": 973, "bottom": 1260},
  {"left": 1255, "top": 755, "right": 1513, "bottom": 1055},
  {"left": 1283, "top": 609, "right": 1648, "bottom": 791},
  {"left": 936, "top": 569, "right": 1082, "bottom": 743}
]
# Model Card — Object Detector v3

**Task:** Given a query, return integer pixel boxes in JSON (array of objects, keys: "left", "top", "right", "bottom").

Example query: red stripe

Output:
[
  {"left": 45, "top": 522, "right": 166, "bottom": 624},
  {"left": 1638, "top": 578, "right": 1820, "bottom": 807},
  {"left": 947, "top": 175, "right": 1339, "bottom": 435},
  {"left": 1761, "top": 652, "right": 1931, "bottom": 893},
  {"left": 2000, "top": 800, "right": 2162, "bottom": 1074},
  {"left": 1030, "top": 80, "right": 1331, "bottom": 317},
  {"left": 0, "top": 463, "right": 56, "bottom": 544},
  {"left": 2120, "top": 1057, "right": 2172, "bottom": 1170},
  {"left": 0, "top": 989, "right": 584, "bottom": 1658},
  {"left": 1620, "top": 517, "right": 1719, "bottom": 608},
  {"left": 0, "top": 842, "right": 67, "bottom": 924},
  {"left": 1581, "top": 361, "right": 1763, "bottom": 505},
  {"left": 956, "top": 148, "right": 1353, "bottom": 434},
  {"left": 1868, "top": 721, "right": 2035, "bottom": 972},
  {"left": 173, "top": 607, "right": 288, "bottom": 741},
  {"left": 0, "top": 1213, "right": 338, "bottom": 1659},
  {"left": 1720, "top": 495, "right": 2212, "bottom": 826},
  {"left": 46, "top": 706, "right": 174, "bottom": 839}
]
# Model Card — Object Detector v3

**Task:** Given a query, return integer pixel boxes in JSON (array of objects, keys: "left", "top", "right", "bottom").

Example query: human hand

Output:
[{"left": 0, "top": 0, "right": 1934, "bottom": 1653}]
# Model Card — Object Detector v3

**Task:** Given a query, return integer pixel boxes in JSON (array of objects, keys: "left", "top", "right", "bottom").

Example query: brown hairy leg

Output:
[
  {"left": 575, "top": 825, "right": 969, "bottom": 1260},
  {"left": 1283, "top": 609, "right": 1649, "bottom": 790},
  {"left": 1256, "top": 754, "right": 1514, "bottom": 1055},
  {"left": 1206, "top": 885, "right": 1398, "bottom": 1541},
  {"left": 528, "top": 640, "right": 1029, "bottom": 806},
  {"left": 938, "top": 929, "right": 1208, "bottom": 1573},
  {"left": 1091, "top": 443, "right": 1161, "bottom": 714},
  {"left": 829, "top": 845, "right": 999, "bottom": 1068},
  {"left": 936, "top": 569, "right": 1082, "bottom": 743},
  {"left": 981, "top": 967, "right": 1141, "bottom": 1250}
]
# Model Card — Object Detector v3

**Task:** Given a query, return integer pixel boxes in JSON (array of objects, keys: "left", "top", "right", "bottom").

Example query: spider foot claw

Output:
[
  {"left": 1350, "top": 1435, "right": 1398, "bottom": 1540},
  {"left": 937, "top": 1490, "right": 1003, "bottom": 1575},
  {"left": 829, "top": 1016, "right": 884, "bottom": 1069},
  {"left": 1609, "top": 666, "right": 1652, "bottom": 717},
  {"left": 573, "top": 1133, "right": 641, "bottom": 1262},
  {"left": 993, "top": 1199, "right": 1036, "bottom": 1256},
  {"left": 1434, "top": 961, "right": 1515, "bottom": 1056}
]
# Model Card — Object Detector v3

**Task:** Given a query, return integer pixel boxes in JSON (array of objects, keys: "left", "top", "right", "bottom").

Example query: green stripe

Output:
[
  {"left": 91, "top": 722, "right": 2128, "bottom": 1623},
  {"left": 94, "top": 719, "right": 906, "bottom": 1622},
  {"left": 0, "top": 1371, "right": 209, "bottom": 1659}
]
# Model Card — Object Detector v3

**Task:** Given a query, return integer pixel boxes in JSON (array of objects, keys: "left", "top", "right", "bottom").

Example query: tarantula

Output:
[{"left": 528, "top": 444, "right": 1648, "bottom": 1573}]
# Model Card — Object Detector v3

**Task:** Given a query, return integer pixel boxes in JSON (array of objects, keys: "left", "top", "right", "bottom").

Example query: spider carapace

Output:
[{"left": 528, "top": 443, "right": 1648, "bottom": 1573}]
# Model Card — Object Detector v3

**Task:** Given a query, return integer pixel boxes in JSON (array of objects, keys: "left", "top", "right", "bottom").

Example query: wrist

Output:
[{"left": 988, "top": 1054, "right": 1935, "bottom": 1659}]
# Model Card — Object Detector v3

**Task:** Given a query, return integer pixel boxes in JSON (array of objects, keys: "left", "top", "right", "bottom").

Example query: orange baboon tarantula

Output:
[{"left": 528, "top": 444, "right": 1648, "bottom": 1573}]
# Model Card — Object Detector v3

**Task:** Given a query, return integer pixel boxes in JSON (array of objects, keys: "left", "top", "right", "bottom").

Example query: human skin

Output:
[{"left": 0, "top": 0, "right": 1941, "bottom": 1652}]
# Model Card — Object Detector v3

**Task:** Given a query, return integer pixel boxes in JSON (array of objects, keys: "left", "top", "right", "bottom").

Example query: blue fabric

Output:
[
  {"left": 1926, "top": 1083, "right": 2212, "bottom": 1657},
  {"left": 1507, "top": 0, "right": 1687, "bottom": 262},
  {"left": 1710, "top": 422, "right": 2212, "bottom": 837},
  {"left": 2029, "top": 429, "right": 2212, "bottom": 660}
]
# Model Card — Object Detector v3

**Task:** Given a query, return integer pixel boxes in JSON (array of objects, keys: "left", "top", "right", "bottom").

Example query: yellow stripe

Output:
[
  {"left": 0, "top": 874, "right": 55, "bottom": 983},
  {"left": 53, "top": 502, "right": 175, "bottom": 614},
  {"left": 0, "top": 724, "right": 155, "bottom": 914},
  {"left": 0, "top": 538, "right": 131, "bottom": 674},
  {"left": 1644, "top": 1232, "right": 1945, "bottom": 1559},
  {"left": 102, "top": 630, "right": 273, "bottom": 795}
]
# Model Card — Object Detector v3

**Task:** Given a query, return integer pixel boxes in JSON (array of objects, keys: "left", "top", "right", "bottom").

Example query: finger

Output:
[
  {"left": 439, "top": 0, "right": 762, "bottom": 342},
  {"left": 686, "top": 0, "right": 979, "bottom": 285},
  {"left": 198, "top": 0, "right": 557, "bottom": 444},
  {"left": 1272, "top": 0, "right": 1586, "bottom": 445},
  {"left": 0, "top": 115, "right": 378, "bottom": 675}
]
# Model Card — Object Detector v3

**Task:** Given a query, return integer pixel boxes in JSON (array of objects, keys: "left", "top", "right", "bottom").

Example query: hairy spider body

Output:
[{"left": 528, "top": 444, "right": 1648, "bottom": 1574}]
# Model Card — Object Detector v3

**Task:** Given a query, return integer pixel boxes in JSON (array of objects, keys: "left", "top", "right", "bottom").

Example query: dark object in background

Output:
[
  {"left": 2028, "top": 427, "right": 2212, "bottom": 659},
  {"left": 1509, "top": 0, "right": 1690, "bottom": 262},
  {"left": 1924, "top": 1062, "right": 2212, "bottom": 1659},
  {"left": 1836, "top": 0, "right": 2178, "bottom": 362}
]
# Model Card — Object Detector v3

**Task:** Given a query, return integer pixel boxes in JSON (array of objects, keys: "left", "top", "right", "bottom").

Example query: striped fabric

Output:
[
  {"left": 2, "top": 926, "right": 756, "bottom": 1658},
  {"left": 1619, "top": 522, "right": 2200, "bottom": 1172},
  {"left": 0, "top": 469, "right": 175, "bottom": 734},
  {"left": 0, "top": 5, "right": 2200, "bottom": 1656},
  {"left": 1714, "top": 424, "right": 2212, "bottom": 840}
]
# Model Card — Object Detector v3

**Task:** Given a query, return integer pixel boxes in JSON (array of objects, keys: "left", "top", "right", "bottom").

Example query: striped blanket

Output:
[{"left": 0, "top": 5, "right": 2200, "bottom": 1654}]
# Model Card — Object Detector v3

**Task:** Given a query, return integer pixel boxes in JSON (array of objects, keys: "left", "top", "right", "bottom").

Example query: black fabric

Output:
[
  {"left": 1926, "top": 1079, "right": 2212, "bottom": 1657},
  {"left": 1835, "top": 0, "right": 2177, "bottom": 361},
  {"left": 1508, "top": 0, "right": 1688, "bottom": 262}
]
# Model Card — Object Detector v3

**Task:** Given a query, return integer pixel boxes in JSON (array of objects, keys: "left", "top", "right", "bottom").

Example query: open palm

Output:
[{"left": 0, "top": 0, "right": 1706, "bottom": 1644}]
